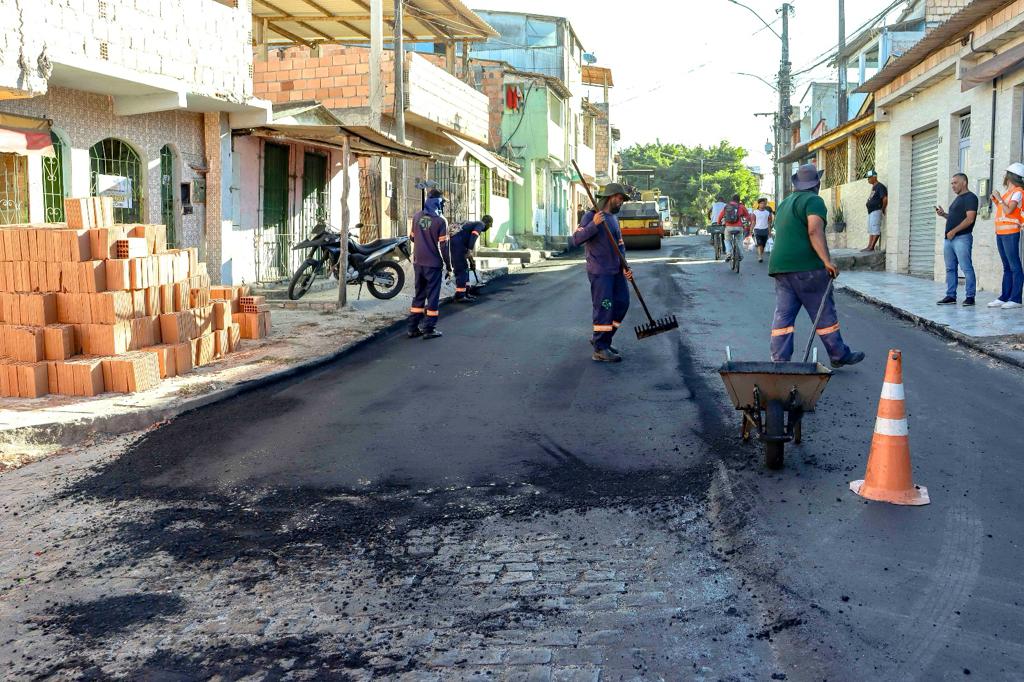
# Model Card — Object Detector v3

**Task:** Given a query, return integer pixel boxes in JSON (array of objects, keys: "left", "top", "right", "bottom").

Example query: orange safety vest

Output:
[{"left": 995, "top": 189, "right": 1023, "bottom": 235}]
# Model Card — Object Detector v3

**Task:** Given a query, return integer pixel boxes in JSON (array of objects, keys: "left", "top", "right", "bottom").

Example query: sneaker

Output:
[
  {"left": 831, "top": 350, "right": 866, "bottom": 368},
  {"left": 937, "top": 296, "right": 956, "bottom": 305},
  {"left": 1001, "top": 301, "right": 1023, "bottom": 309},
  {"left": 963, "top": 297, "right": 975, "bottom": 306},
  {"left": 987, "top": 299, "right": 1006, "bottom": 308},
  {"left": 592, "top": 348, "right": 622, "bottom": 363},
  {"left": 407, "top": 329, "right": 424, "bottom": 338},
  {"left": 422, "top": 329, "right": 443, "bottom": 340}
]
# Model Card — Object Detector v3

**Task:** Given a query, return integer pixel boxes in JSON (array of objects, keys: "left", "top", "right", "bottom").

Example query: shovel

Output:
[
  {"left": 572, "top": 160, "right": 679, "bottom": 340},
  {"left": 801, "top": 276, "right": 835, "bottom": 363}
]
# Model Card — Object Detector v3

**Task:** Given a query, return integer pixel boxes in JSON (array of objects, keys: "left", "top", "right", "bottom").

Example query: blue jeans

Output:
[
  {"left": 770, "top": 269, "right": 852, "bottom": 363},
  {"left": 996, "top": 231, "right": 1024, "bottom": 303},
  {"left": 943, "top": 233, "right": 976, "bottom": 298}
]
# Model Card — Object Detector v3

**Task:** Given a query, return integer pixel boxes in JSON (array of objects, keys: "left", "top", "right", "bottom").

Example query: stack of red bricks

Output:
[{"left": 0, "top": 197, "right": 270, "bottom": 399}]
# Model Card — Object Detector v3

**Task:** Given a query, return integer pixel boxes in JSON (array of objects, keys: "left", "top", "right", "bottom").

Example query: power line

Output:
[{"left": 791, "top": 0, "right": 908, "bottom": 76}]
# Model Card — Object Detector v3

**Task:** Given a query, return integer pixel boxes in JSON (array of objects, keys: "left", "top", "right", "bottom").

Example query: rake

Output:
[{"left": 572, "top": 160, "right": 679, "bottom": 340}]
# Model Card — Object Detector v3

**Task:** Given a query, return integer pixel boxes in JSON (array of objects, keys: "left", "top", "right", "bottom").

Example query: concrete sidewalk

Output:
[
  {"left": 0, "top": 262, "right": 521, "bottom": 469},
  {"left": 837, "top": 271, "right": 1024, "bottom": 366}
]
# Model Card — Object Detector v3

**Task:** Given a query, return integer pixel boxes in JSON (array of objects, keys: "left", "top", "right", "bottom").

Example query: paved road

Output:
[{"left": 1, "top": 236, "right": 1023, "bottom": 680}]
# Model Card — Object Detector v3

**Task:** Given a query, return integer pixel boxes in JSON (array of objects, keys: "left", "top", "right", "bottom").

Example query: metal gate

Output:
[
  {"left": 160, "top": 145, "right": 178, "bottom": 247},
  {"left": 89, "top": 138, "right": 143, "bottom": 223},
  {"left": 259, "top": 142, "right": 291, "bottom": 281},
  {"left": 432, "top": 160, "right": 468, "bottom": 223},
  {"left": 42, "top": 132, "right": 66, "bottom": 223},
  {"left": 909, "top": 128, "right": 939, "bottom": 277},
  {"left": 0, "top": 152, "right": 28, "bottom": 225}
]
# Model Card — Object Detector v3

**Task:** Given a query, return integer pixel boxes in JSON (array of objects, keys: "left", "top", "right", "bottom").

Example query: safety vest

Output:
[{"left": 995, "top": 189, "right": 1023, "bottom": 235}]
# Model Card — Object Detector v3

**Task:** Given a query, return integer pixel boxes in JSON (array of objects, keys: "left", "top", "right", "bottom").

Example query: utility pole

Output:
[
  {"left": 394, "top": 0, "right": 407, "bottom": 244},
  {"left": 777, "top": 3, "right": 793, "bottom": 200},
  {"left": 700, "top": 158, "right": 705, "bottom": 193},
  {"left": 838, "top": 0, "right": 848, "bottom": 125}
]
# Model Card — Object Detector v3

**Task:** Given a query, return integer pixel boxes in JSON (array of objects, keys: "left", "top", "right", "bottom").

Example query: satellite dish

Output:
[{"left": 583, "top": 52, "right": 597, "bottom": 64}]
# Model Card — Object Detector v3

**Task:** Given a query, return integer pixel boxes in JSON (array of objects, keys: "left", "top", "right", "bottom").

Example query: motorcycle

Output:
[{"left": 288, "top": 222, "right": 411, "bottom": 301}]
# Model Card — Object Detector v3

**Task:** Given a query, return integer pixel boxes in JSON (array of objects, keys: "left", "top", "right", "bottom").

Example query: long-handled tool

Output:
[
  {"left": 571, "top": 160, "right": 678, "bottom": 340},
  {"left": 801, "top": 276, "right": 836, "bottom": 363}
]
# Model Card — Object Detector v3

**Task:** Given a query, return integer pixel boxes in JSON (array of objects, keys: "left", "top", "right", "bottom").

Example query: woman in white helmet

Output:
[{"left": 989, "top": 163, "right": 1024, "bottom": 309}]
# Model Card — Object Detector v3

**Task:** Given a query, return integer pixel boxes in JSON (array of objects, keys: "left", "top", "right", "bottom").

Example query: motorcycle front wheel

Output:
[
  {"left": 288, "top": 259, "right": 320, "bottom": 300},
  {"left": 366, "top": 260, "right": 405, "bottom": 299}
]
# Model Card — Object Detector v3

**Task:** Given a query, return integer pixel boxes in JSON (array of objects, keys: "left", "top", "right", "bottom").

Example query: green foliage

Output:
[{"left": 619, "top": 141, "right": 762, "bottom": 226}]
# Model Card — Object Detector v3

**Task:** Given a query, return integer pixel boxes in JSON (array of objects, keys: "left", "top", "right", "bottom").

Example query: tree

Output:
[{"left": 620, "top": 141, "right": 761, "bottom": 226}]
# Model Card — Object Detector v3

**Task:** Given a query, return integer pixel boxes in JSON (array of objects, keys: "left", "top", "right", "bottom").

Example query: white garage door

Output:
[{"left": 909, "top": 127, "right": 939, "bottom": 277}]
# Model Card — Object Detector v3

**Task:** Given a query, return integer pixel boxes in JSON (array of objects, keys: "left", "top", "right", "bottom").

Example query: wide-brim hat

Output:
[
  {"left": 792, "top": 164, "right": 824, "bottom": 191},
  {"left": 598, "top": 182, "right": 631, "bottom": 199}
]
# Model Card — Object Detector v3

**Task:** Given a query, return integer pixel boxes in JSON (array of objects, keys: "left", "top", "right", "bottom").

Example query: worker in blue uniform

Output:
[
  {"left": 407, "top": 189, "right": 448, "bottom": 339},
  {"left": 570, "top": 183, "right": 633, "bottom": 363},
  {"left": 450, "top": 215, "right": 493, "bottom": 302}
]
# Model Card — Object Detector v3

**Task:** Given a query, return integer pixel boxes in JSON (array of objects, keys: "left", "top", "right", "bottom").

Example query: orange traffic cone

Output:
[{"left": 849, "top": 349, "right": 929, "bottom": 506}]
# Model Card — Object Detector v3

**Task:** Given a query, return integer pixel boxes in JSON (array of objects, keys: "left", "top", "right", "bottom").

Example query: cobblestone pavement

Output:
[{"left": 0, "top": 434, "right": 786, "bottom": 681}]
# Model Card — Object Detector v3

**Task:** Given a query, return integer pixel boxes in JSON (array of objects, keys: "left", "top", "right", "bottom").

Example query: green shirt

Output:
[{"left": 769, "top": 191, "right": 828, "bottom": 275}]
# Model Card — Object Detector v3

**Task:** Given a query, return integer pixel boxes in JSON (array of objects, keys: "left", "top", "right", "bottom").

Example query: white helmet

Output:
[{"left": 1007, "top": 162, "right": 1024, "bottom": 178}]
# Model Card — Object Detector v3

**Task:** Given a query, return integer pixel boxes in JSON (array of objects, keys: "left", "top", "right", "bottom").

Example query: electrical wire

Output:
[{"left": 791, "top": 0, "right": 909, "bottom": 76}]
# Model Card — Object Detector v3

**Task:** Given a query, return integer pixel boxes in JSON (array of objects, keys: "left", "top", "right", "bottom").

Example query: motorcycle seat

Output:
[{"left": 349, "top": 238, "right": 402, "bottom": 255}]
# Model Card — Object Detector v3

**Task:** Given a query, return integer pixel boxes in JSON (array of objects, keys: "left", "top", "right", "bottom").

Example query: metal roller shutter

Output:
[{"left": 909, "top": 128, "right": 939, "bottom": 277}]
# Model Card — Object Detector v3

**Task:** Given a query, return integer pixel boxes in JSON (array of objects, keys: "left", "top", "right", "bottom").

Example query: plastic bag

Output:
[
  {"left": 743, "top": 235, "right": 755, "bottom": 252},
  {"left": 765, "top": 237, "right": 774, "bottom": 253}
]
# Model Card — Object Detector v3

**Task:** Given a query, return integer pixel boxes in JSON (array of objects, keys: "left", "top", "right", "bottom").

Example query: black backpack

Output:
[{"left": 723, "top": 202, "right": 741, "bottom": 223}]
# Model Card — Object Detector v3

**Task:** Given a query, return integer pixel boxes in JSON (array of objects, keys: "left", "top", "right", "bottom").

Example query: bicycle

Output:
[
  {"left": 727, "top": 229, "right": 743, "bottom": 273},
  {"left": 710, "top": 225, "right": 725, "bottom": 260}
]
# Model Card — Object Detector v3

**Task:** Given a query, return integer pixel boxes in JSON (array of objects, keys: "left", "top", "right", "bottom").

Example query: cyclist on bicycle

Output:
[{"left": 716, "top": 194, "right": 751, "bottom": 261}]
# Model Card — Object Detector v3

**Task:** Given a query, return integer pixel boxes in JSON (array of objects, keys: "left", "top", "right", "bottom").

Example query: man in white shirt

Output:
[
  {"left": 709, "top": 197, "right": 727, "bottom": 226},
  {"left": 751, "top": 197, "right": 774, "bottom": 263}
]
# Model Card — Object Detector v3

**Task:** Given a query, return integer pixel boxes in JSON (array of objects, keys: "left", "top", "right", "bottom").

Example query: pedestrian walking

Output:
[
  {"left": 989, "top": 163, "right": 1024, "bottom": 309},
  {"left": 717, "top": 194, "right": 751, "bottom": 261},
  {"left": 863, "top": 170, "right": 887, "bottom": 252},
  {"left": 751, "top": 197, "right": 774, "bottom": 263},
  {"left": 571, "top": 182, "right": 634, "bottom": 363},
  {"left": 407, "top": 190, "right": 448, "bottom": 339},
  {"left": 450, "top": 215, "right": 492, "bottom": 303},
  {"left": 935, "top": 173, "right": 979, "bottom": 306},
  {"left": 769, "top": 164, "right": 865, "bottom": 368}
]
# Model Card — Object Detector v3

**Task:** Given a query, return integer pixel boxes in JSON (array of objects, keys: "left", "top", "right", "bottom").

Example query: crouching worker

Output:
[{"left": 450, "top": 215, "right": 492, "bottom": 302}]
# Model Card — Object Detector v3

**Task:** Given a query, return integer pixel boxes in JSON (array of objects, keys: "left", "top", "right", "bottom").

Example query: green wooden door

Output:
[
  {"left": 301, "top": 152, "right": 328, "bottom": 235},
  {"left": 262, "top": 143, "right": 290, "bottom": 279}
]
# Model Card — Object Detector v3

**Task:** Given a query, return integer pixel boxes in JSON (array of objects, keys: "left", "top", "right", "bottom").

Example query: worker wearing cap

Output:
[
  {"left": 571, "top": 183, "right": 633, "bottom": 363},
  {"left": 450, "top": 215, "right": 492, "bottom": 302},
  {"left": 407, "top": 190, "right": 448, "bottom": 339}
]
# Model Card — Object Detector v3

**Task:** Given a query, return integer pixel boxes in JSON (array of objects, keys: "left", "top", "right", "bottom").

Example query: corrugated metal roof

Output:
[
  {"left": 252, "top": 0, "right": 497, "bottom": 47},
  {"left": 855, "top": 0, "right": 1018, "bottom": 94}
]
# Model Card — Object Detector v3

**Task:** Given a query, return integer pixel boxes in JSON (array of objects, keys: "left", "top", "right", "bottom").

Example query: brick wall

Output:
[
  {"left": 0, "top": 86, "right": 207, "bottom": 249},
  {"left": 926, "top": 0, "right": 972, "bottom": 26},
  {"left": 255, "top": 45, "right": 396, "bottom": 112},
  {"left": 0, "top": 0, "right": 252, "bottom": 102},
  {"left": 594, "top": 103, "right": 611, "bottom": 180}
]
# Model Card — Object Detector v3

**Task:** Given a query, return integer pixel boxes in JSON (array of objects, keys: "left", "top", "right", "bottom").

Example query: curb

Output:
[
  {"left": 838, "top": 285, "right": 1024, "bottom": 370},
  {"left": 0, "top": 266, "right": 521, "bottom": 450}
]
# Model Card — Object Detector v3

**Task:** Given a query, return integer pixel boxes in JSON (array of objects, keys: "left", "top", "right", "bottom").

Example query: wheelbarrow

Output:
[{"left": 717, "top": 278, "right": 836, "bottom": 469}]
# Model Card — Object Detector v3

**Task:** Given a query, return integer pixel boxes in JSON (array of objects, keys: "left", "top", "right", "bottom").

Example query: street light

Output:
[
  {"left": 726, "top": 0, "right": 782, "bottom": 39},
  {"left": 735, "top": 72, "right": 779, "bottom": 92}
]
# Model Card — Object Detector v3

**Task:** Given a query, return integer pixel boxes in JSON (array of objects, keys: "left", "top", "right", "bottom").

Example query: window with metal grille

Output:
[
  {"left": 0, "top": 152, "right": 29, "bottom": 225},
  {"left": 958, "top": 113, "right": 971, "bottom": 172},
  {"left": 854, "top": 129, "right": 875, "bottom": 180},
  {"left": 42, "top": 132, "right": 67, "bottom": 223},
  {"left": 90, "top": 138, "right": 143, "bottom": 223},
  {"left": 823, "top": 141, "right": 848, "bottom": 189},
  {"left": 492, "top": 175, "right": 509, "bottom": 198}
]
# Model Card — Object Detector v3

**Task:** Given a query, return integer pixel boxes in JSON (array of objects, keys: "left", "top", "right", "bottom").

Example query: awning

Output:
[
  {"left": 246, "top": 124, "right": 433, "bottom": 159},
  {"left": 779, "top": 140, "right": 814, "bottom": 164},
  {"left": 443, "top": 131, "right": 524, "bottom": 185},
  {"left": 0, "top": 113, "right": 54, "bottom": 157}
]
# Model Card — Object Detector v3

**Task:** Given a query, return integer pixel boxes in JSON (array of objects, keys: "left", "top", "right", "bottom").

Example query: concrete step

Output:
[{"left": 831, "top": 248, "right": 885, "bottom": 271}]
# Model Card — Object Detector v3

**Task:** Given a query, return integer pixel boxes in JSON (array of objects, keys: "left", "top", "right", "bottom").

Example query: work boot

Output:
[
  {"left": 936, "top": 296, "right": 956, "bottom": 305},
  {"left": 608, "top": 345, "right": 621, "bottom": 356},
  {"left": 422, "top": 329, "right": 443, "bottom": 340},
  {"left": 831, "top": 350, "right": 865, "bottom": 368},
  {"left": 407, "top": 328, "right": 424, "bottom": 338},
  {"left": 592, "top": 348, "right": 622, "bottom": 363},
  {"left": 464, "top": 293, "right": 478, "bottom": 302},
  {"left": 453, "top": 296, "right": 471, "bottom": 304}
]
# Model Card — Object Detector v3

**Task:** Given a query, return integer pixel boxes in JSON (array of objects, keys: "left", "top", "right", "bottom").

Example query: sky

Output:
[{"left": 468, "top": 0, "right": 909, "bottom": 187}]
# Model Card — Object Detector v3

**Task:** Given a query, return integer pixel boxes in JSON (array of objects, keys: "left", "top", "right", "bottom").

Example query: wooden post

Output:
[
  {"left": 339, "top": 136, "right": 351, "bottom": 309},
  {"left": 445, "top": 41, "right": 456, "bottom": 75},
  {"left": 394, "top": 0, "right": 408, "bottom": 243},
  {"left": 369, "top": 0, "right": 384, "bottom": 130}
]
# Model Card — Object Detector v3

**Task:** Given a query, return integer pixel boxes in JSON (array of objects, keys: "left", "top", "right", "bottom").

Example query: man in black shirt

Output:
[
  {"left": 935, "top": 172, "right": 979, "bottom": 305},
  {"left": 863, "top": 170, "right": 888, "bottom": 252}
]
